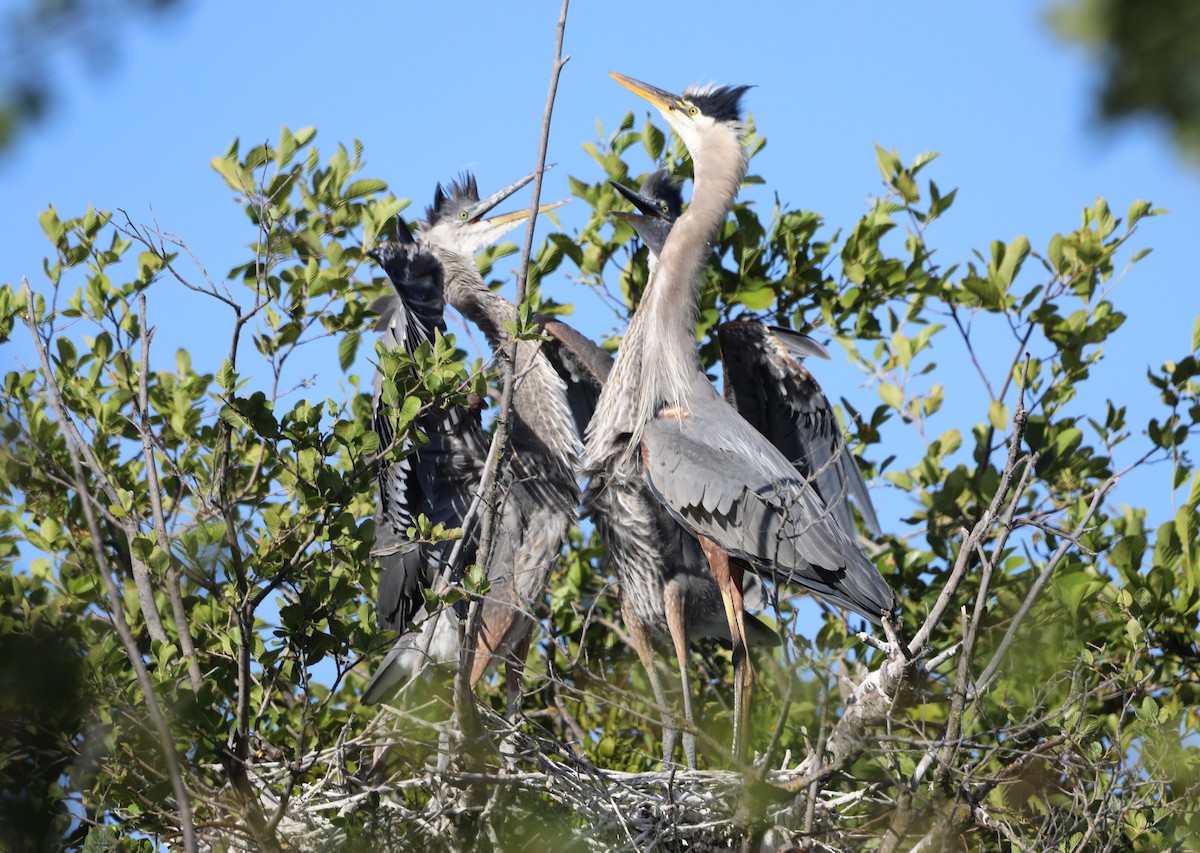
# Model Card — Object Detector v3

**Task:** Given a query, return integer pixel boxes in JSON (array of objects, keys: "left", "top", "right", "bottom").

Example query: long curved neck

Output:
[
  {"left": 585, "top": 125, "right": 748, "bottom": 468},
  {"left": 431, "top": 249, "right": 514, "bottom": 348},
  {"left": 428, "top": 243, "right": 580, "bottom": 474},
  {"left": 637, "top": 126, "right": 747, "bottom": 408}
]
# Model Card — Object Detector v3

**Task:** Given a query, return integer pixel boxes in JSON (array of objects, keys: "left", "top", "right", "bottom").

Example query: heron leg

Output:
[
  {"left": 500, "top": 630, "right": 532, "bottom": 769},
  {"left": 663, "top": 580, "right": 696, "bottom": 769},
  {"left": 622, "top": 596, "right": 678, "bottom": 767},
  {"left": 700, "top": 536, "right": 753, "bottom": 762},
  {"left": 728, "top": 560, "right": 753, "bottom": 760}
]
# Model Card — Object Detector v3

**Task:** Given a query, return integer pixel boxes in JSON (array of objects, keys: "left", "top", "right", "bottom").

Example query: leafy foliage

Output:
[{"left": 1, "top": 115, "right": 1198, "bottom": 851}]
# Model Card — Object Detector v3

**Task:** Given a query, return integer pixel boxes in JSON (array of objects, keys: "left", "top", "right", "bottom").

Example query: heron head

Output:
[
  {"left": 421, "top": 170, "right": 565, "bottom": 256},
  {"left": 609, "top": 72, "right": 750, "bottom": 154},
  {"left": 609, "top": 169, "right": 682, "bottom": 256}
]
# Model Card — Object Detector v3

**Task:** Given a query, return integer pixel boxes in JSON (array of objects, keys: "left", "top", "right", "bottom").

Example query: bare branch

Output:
[
  {"left": 974, "top": 469, "right": 1120, "bottom": 696},
  {"left": 134, "top": 291, "right": 205, "bottom": 691},
  {"left": 455, "top": 0, "right": 571, "bottom": 768},
  {"left": 20, "top": 280, "right": 197, "bottom": 853}
]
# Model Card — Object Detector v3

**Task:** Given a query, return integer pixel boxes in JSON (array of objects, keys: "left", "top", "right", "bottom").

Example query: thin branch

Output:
[
  {"left": 974, "top": 469, "right": 1120, "bottom": 695},
  {"left": 908, "top": 394, "right": 1030, "bottom": 655},
  {"left": 455, "top": 0, "right": 571, "bottom": 769},
  {"left": 135, "top": 291, "right": 204, "bottom": 691},
  {"left": 22, "top": 284, "right": 171, "bottom": 644},
  {"left": 21, "top": 280, "right": 197, "bottom": 853}
]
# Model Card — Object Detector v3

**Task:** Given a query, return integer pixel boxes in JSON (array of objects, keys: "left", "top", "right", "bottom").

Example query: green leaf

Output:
[
  {"left": 879, "top": 382, "right": 903, "bottom": 410},
  {"left": 995, "top": 235, "right": 1031, "bottom": 289},
  {"left": 344, "top": 179, "right": 388, "bottom": 200},
  {"left": 1137, "top": 695, "right": 1159, "bottom": 724},
  {"left": 338, "top": 331, "right": 360, "bottom": 371},
  {"left": 210, "top": 156, "right": 251, "bottom": 193},
  {"left": 1126, "top": 199, "right": 1152, "bottom": 227},
  {"left": 641, "top": 117, "right": 665, "bottom": 161},
  {"left": 738, "top": 285, "right": 774, "bottom": 311},
  {"left": 38, "top": 206, "right": 66, "bottom": 247},
  {"left": 874, "top": 142, "right": 898, "bottom": 182},
  {"left": 219, "top": 403, "right": 250, "bottom": 431},
  {"left": 988, "top": 400, "right": 1010, "bottom": 431}
]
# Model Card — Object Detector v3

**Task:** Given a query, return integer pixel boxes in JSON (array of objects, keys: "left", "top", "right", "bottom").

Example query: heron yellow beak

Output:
[
  {"left": 609, "top": 72, "right": 680, "bottom": 112},
  {"left": 479, "top": 200, "right": 567, "bottom": 229}
]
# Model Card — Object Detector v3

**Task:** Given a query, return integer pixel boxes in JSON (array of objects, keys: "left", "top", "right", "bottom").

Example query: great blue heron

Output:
[
  {"left": 610, "top": 170, "right": 880, "bottom": 540},
  {"left": 362, "top": 173, "right": 574, "bottom": 725},
  {"left": 587, "top": 73, "right": 897, "bottom": 757}
]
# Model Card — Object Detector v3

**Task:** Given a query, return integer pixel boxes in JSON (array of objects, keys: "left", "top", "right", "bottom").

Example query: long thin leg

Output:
[
  {"left": 663, "top": 580, "right": 696, "bottom": 769},
  {"left": 500, "top": 630, "right": 532, "bottom": 769},
  {"left": 622, "top": 596, "right": 677, "bottom": 766},
  {"left": 700, "top": 536, "right": 753, "bottom": 762},
  {"left": 504, "top": 630, "right": 532, "bottom": 722},
  {"left": 728, "top": 560, "right": 753, "bottom": 759}
]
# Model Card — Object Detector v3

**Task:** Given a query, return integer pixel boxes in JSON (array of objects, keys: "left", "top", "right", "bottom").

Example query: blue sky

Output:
[{"left": 4, "top": 1, "right": 1197, "bottom": 538}]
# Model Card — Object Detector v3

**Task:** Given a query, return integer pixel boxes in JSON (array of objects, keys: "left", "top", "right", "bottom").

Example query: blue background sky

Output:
[{"left": 4, "top": 1, "right": 1196, "bottom": 544}]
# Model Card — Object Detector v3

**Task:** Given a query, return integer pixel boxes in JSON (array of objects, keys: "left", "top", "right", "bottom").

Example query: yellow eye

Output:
[
  {"left": 688, "top": 105, "right": 699, "bottom": 116},
  {"left": 459, "top": 210, "right": 469, "bottom": 220}
]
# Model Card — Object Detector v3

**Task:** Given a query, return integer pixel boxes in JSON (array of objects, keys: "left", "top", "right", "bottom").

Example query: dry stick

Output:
[
  {"left": 911, "top": 469, "right": 1041, "bottom": 791},
  {"left": 973, "top": 470, "right": 1119, "bottom": 696},
  {"left": 452, "top": 0, "right": 571, "bottom": 781},
  {"left": 935, "top": 444, "right": 1030, "bottom": 783},
  {"left": 907, "top": 396, "right": 1030, "bottom": 656},
  {"left": 201, "top": 179, "right": 284, "bottom": 853},
  {"left": 785, "top": 368, "right": 1037, "bottom": 798},
  {"left": 24, "top": 282, "right": 170, "bottom": 643},
  {"left": 803, "top": 676, "right": 831, "bottom": 836},
  {"left": 21, "top": 280, "right": 198, "bottom": 853},
  {"left": 135, "top": 291, "right": 205, "bottom": 691}
]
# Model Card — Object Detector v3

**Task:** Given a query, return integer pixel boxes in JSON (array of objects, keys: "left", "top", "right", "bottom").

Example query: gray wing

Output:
[
  {"left": 718, "top": 321, "right": 880, "bottom": 536},
  {"left": 640, "top": 392, "right": 895, "bottom": 625},
  {"left": 366, "top": 290, "right": 489, "bottom": 703},
  {"left": 361, "top": 604, "right": 462, "bottom": 705},
  {"left": 371, "top": 312, "right": 488, "bottom": 632}
]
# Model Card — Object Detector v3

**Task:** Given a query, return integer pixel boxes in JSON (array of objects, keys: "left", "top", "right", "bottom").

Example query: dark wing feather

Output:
[
  {"left": 535, "top": 314, "right": 613, "bottom": 439},
  {"left": 641, "top": 398, "right": 895, "bottom": 624},
  {"left": 365, "top": 246, "right": 490, "bottom": 703},
  {"left": 718, "top": 321, "right": 879, "bottom": 536}
]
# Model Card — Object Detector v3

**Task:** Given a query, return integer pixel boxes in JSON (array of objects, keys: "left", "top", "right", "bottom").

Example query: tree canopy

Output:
[{"left": 2, "top": 85, "right": 1199, "bottom": 852}]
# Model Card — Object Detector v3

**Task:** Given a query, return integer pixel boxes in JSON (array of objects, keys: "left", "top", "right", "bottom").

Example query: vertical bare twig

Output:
[
  {"left": 455, "top": 0, "right": 572, "bottom": 762},
  {"left": 134, "top": 291, "right": 205, "bottom": 691},
  {"left": 21, "top": 280, "right": 198, "bottom": 853},
  {"left": 21, "top": 283, "right": 170, "bottom": 644}
]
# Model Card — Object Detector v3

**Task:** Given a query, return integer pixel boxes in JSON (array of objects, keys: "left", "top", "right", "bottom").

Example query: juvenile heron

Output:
[
  {"left": 586, "top": 73, "right": 897, "bottom": 757},
  {"left": 424, "top": 178, "right": 778, "bottom": 769},
  {"left": 363, "top": 173, "right": 573, "bottom": 723},
  {"left": 610, "top": 170, "right": 880, "bottom": 540},
  {"left": 421, "top": 173, "right": 578, "bottom": 713},
  {"left": 363, "top": 231, "right": 484, "bottom": 704},
  {"left": 414, "top": 178, "right": 780, "bottom": 769}
]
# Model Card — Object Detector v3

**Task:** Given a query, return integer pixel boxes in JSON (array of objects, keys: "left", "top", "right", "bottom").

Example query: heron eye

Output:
[
  {"left": 687, "top": 105, "right": 699, "bottom": 116},
  {"left": 459, "top": 210, "right": 469, "bottom": 220}
]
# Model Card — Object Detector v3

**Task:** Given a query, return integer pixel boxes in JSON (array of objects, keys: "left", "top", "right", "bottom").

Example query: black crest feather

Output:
[
  {"left": 682, "top": 84, "right": 752, "bottom": 123},
  {"left": 426, "top": 172, "right": 480, "bottom": 225}
]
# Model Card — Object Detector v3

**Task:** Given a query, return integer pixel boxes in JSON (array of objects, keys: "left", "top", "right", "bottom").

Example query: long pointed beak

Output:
[
  {"left": 609, "top": 179, "right": 670, "bottom": 221},
  {"left": 478, "top": 200, "right": 567, "bottom": 230},
  {"left": 466, "top": 173, "right": 533, "bottom": 223},
  {"left": 609, "top": 72, "right": 680, "bottom": 112},
  {"left": 458, "top": 199, "right": 567, "bottom": 254},
  {"left": 464, "top": 165, "right": 558, "bottom": 224}
]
